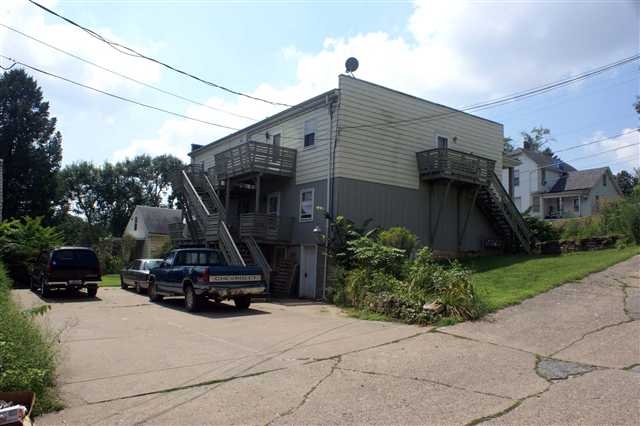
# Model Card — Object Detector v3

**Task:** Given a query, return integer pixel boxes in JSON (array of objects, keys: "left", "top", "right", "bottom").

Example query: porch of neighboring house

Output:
[{"left": 541, "top": 191, "right": 588, "bottom": 219}]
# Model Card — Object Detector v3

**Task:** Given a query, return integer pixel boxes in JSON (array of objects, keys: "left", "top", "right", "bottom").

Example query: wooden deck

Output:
[
  {"left": 416, "top": 148, "right": 495, "bottom": 186},
  {"left": 239, "top": 213, "right": 294, "bottom": 242},
  {"left": 215, "top": 141, "right": 297, "bottom": 181}
]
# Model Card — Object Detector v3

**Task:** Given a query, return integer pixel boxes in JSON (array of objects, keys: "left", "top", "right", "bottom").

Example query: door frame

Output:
[{"left": 299, "top": 244, "right": 318, "bottom": 299}]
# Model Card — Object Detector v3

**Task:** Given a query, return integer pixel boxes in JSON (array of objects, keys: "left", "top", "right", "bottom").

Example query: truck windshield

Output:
[{"left": 177, "top": 251, "right": 226, "bottom": 266}]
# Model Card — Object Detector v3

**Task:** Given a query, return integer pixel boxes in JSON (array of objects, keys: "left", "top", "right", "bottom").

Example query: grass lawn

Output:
[
  {"left": 467, "top": 245, "right": 640, "bottom": 312},
  {"left": 101, "top": 274, "right": 121, "bottom": 287}
]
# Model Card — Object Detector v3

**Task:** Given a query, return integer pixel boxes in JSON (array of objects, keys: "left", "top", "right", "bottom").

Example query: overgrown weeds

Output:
[{"left": 0, "top": 263, "right": 61, "bottom": 416}]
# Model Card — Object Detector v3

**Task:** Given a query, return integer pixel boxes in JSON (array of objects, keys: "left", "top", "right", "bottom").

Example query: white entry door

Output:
[{"left": 299, "top": 245, "right": 317, "bottom": 298}]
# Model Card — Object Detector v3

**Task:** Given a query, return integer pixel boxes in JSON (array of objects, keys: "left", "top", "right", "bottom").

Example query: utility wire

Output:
[
  {"left": 0, "top": 54, "right": 240, "bottom": 131},
  {"left": 552, "top": 129, "right": 639, "bottom": 154},
  {"left": 0, "top": 23, "right": 258, "bottom": 122},
  {"left": 339, "top": 54, "right": 640, "bottom": 131},
  {"left": 27, "top": 0, "right": 293, "bottom": 107}
]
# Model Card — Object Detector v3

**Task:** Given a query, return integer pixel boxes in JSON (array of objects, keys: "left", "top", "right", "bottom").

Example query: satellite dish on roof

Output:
[{"left": 345, "top": 57, "right": 359, "bottom": 75}]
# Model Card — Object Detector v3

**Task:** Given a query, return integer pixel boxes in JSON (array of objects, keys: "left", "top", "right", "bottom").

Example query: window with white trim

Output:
[
  {"left": 304, "top": 120, "right": 316, "bottom": 148},
  {"left": 532, "top": 195, "right": 540, "bottom": 213},
  {"left": 299, "top": 189, "right": 314, "bottom": 222},
  {"left": 513, "top": 169, "right": 520, "bottom": 187}
]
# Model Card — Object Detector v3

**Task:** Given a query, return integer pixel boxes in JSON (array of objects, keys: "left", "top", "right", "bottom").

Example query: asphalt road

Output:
[{"left": 12, "top": 256, "right": 640, "bottom": 425}]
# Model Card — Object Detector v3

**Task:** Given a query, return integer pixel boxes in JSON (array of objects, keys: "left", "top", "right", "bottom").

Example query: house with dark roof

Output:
[
  {"left": 541, "top": 167, "right": 622, "bottom": 218},
  {"left": 501, "top": 148, "right": 621, "bottom": 218},
  {"left": 123, "top": 206, "right": 182, "bottom": 258}
]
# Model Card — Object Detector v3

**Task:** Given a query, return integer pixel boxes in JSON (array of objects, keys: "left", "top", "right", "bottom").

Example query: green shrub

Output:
[
  {"left": 347, "top": 236, "right": 407, "bottom": 277},
  {"left": 0, "top": 263, "right": 61, "bottom": 415},
  {"left": 378, "top": 227, "right": 418, "bottom": 257},
  {"left": 344, "top": 268, "right": 402, "bottom": 307},
  {"left": 523, "top": 215, "right": 560, "bottom": 242},
  {"left": 600, "top": 188, "right": 640, "bottom": 244},
  {"left": 0, "top": 217, "right": 64, "bottom": 284}
]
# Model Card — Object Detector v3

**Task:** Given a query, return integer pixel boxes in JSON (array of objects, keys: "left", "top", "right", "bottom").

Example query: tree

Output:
[
  {"left": 616, "top": 170, "right": 639, "bottom": 197},
  {"left": 0, "top": 69, "right": 63, "bottom": 219},
  {"left": 57, "top": 154, "right": 184, "bottom": 238},
  {"left": 634, "top": 97, "right": 640, "bottom": 115},
  {"left": 521, "top": 126, "right": 554, "bottom": 154},
  {"left": 503, "top": 137, "right": 514, "bottom": 153}
]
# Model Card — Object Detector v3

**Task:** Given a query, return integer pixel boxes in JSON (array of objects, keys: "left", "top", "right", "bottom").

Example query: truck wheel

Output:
[
  {"left": 40, "top": 278, "right": 50, "bottom": 298},
  {"left": 87, "top": 287, "right": 98, "bottom": 298},
  {"left": 148, "top": 281, "right": 163, "bottom": 302},
  {"left": 135, "top": 282, "right": 142, "bottom": 294},
  {"left": 234, "top": 295, "right": 251, "bottom": 310},
  {"left": 120, "top": 275, "right": 127, "bottom": 289},
  {"left": 184, "top": 285, "right": 201, "bottom": 313}
]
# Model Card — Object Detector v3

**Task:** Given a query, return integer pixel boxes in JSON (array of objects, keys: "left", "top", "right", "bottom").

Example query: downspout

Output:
[{"left": 323, "top": 92, "right": 339, "bottom": 301}]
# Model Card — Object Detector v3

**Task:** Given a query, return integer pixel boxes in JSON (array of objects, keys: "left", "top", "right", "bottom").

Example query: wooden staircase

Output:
[
  {"left": 174, "top": 165, "right": 275, "bottom": 290},
  {"left": 270, "top": 258, "right": 298, "bottom": 297},
  {"left": 476, "top": 172, "right": 532, "bottom": 253}
]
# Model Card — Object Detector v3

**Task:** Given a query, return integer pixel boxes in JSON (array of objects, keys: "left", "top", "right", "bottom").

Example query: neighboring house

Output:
[
  {"left": 501, "top": 148, "right": 576, "bottom": 216},
  {"left": 541, "top": 167, "right": 622, "bottom": 218},
  {"left": 178, "top": 75, "right": 530, "bottom": 299},
  {"left": 502, "top": 149, "right": 621, "bottom": 218},
  {"left": 123, "top": 206, "right": 182, "bottom": 259}
]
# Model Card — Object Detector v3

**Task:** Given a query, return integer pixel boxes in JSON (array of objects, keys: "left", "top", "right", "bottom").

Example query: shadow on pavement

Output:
[
  {"left": 31, "top": 288, "right": 103, "bottom": 303},
  {"left": 153, "top": 296, "right": 271, "bottom": 319}
]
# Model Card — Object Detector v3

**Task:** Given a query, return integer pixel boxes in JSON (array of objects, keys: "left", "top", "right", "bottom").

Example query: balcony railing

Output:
[
  {"left": 416, "top": 148, "right": 495, "bottom": 186},
  {"left": 215, "top": 141, "right": 297, "bottom": 181},
  {"left": 239, "top": 213, "right": 294, "bottom": 242}
]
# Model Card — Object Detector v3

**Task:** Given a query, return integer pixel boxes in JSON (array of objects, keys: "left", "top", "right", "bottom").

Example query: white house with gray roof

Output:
[
  {"left": 502, "top": 148, "right": 621, "bottom": 218},
  {"left": 123, "top": 206, "right": 183, "bottom": 259}
]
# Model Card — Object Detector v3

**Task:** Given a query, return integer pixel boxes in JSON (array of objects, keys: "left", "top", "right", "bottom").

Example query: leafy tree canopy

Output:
[{"left": 0, "top": 69, "right": 62, "bottom": 219}]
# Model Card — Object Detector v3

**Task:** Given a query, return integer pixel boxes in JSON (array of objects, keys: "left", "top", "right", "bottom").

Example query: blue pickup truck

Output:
[{"left": 147, "top": 248, "right": 265, "bottom": 312}]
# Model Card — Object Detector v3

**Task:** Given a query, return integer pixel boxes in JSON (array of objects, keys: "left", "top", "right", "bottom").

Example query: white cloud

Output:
[
  {"left": 115, "top": 0, "right": 637, "bottom": 160},
  {"left": 0, "top": 0, "right": 162, "bottom": 92},
  {"left": 579, "top": 128, "right": 639, "bottom": 172}
]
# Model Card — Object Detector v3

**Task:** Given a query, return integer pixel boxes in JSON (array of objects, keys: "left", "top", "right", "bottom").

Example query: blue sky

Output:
[{"left": 1, "top": 0, "right": 638, "bottom": 172}]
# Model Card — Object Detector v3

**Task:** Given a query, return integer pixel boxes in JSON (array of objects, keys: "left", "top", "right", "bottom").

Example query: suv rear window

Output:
[
  {"left": 52, "top": 250, "right": 99, "bottom": 268},
  {"left": 145, "top": 260, "right": 163, "bottom": 270}
]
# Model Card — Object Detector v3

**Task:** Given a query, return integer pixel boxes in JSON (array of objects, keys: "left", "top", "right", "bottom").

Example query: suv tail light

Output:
[{"left": 197, "top": 267, "right": 209, "bottom": 283}]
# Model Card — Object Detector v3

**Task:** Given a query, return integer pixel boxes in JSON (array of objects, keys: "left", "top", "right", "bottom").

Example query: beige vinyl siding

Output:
[
  {"left": 336, "top": 75, "right": 503, "bottom": 190},
  {"left": 191, "top": 105, "right": 332, "bottom": 185}
]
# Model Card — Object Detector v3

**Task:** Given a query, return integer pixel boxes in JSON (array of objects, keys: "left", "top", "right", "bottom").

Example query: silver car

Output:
[{"left": 120, "top": 259, "right": 163, "bottom": 293}]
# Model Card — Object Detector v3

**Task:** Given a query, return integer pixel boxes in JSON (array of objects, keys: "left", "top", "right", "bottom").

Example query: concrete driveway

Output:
[{"left": 13, "top": 256, "right": 640, "bottom": 425}]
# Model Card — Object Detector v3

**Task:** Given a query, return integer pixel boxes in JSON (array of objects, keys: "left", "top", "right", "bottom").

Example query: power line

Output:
[
  {"left": 0, "top": 54, "right": 240, "bottom": 131},
  {"left": 0, "top": 23, "right": 259, "bottom": 122},
  {"left": 521, "top": 140, "right": 639, "bottom": 174},
  {"left": 27, "top": 0, "right": 293, "bottom": 108},
  {"left": 339, "top": 54, "right": 640, "bottom": 131},
  {"left": 552, "top": 129, "right": 639, "bottom": 154}
]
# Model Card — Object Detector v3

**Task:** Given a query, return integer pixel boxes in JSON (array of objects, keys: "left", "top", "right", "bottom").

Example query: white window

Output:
[
  {"left": 513, "top": 169, "right": 520, "bottom": 187},
  {"left": 304, "top": 120, "right": 316, "bottom": 148},
  {"left": 133, "top": 216, "right": 138, "bottom": 231},
  {"left": 267, "top": 192, "right": 280, "bottom": 216},
  {"left": 299, "top": 188, "right": 314, "bottom": 222},
  {"left": 436, "top": 135, "right": 448, "bottom": 150}
]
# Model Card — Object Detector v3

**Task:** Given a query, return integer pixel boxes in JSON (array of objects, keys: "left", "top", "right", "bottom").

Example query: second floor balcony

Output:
[
  {"left": 416, "top": 148, "right": 495, "bottom": 186},
  {"left": 215, "top": 141, "right": 297, "bottom": 181}
]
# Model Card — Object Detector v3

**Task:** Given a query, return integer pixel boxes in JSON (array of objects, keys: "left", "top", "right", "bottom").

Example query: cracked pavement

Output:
[{"left": 12, "top": 255, "right": 640, "bottom": 425}]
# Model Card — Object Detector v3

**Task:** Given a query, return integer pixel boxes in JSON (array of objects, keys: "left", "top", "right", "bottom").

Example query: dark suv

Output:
[{"left": 30, "top": 247, "right": 102, "bottom": 298}]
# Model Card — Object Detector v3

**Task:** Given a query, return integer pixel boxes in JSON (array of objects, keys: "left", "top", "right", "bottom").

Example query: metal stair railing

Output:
[
  {"left": 243, "top": 236, "right": 272, "bottom": 292},
  {"left": 203, "top": 173, "right": 227, "bottom": 217},
  {"left": 488, "top": 172, "right": 532, "bottom": 253},
  {"left": 182, "top": 168, "right": 245, "bottom": 265}
]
